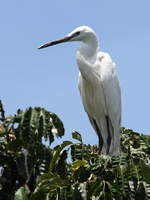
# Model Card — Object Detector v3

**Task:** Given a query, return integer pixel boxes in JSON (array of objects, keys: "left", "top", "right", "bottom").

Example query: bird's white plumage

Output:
[
  {"left": 38, "top": 26, "right": 121, "bottom": 156},
  {"left": 78, "top": 51, "right": 121, "bottom": 155}
]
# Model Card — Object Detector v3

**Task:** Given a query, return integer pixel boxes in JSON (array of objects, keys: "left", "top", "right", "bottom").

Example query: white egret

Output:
[{"left": 38, "top": 26, "right": 121, "bottom": 156}]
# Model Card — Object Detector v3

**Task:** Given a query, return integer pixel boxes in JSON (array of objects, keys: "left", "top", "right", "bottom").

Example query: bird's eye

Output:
[{"left": 76, "top": 31, "right": 80, "bottom": 35}]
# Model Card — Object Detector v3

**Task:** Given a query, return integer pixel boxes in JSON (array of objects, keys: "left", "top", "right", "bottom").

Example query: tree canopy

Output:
[{"left": 0, "top": 100, "right": 150, "bottom": 200}]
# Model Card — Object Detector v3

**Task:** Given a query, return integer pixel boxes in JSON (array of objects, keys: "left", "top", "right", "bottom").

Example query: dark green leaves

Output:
[
  {"left": 1, "top": 103, "right": 150, "bottom": 200},
  {"left": 140, "top": 159, "right": 150, "bottom": 183},
  {"left": 72, "top": 131, "right": 83, "bottom": 143},
  {"left": 14, "top": 107, "right": 64, "bottom": 145},
  {"left": 0, "top": 106, "right": 65, "bottom": 199}
]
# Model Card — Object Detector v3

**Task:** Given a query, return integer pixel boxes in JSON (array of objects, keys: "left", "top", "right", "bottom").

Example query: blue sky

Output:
[{"left": 1, "top": 1, "right": 150, "bottom": 147}]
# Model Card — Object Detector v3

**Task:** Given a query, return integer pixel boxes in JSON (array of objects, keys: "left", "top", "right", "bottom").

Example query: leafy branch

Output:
[{"left": 0, "top": 102, "right": 150, "bottom": 200}]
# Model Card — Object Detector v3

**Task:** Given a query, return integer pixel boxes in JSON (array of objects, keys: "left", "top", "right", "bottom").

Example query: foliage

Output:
[
  {"left": 0, "top": 101, "right": 150, "bottom": 200},
  {"left": 0, "top": 101, "right": 64, "bottom": 200},
  {"left": 29, "top": 130, "right": 150, "bottom": 200}
]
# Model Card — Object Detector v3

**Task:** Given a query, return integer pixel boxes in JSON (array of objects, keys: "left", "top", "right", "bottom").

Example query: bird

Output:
[{"left": 38, "top": 26, "right": 121, "bottom": 156}]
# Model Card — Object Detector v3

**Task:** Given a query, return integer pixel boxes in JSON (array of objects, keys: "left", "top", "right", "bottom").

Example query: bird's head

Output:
[
  {"left": 38, "top": 26, "right": 98, "bottom": 49},
  {"left": 67, "top": 26, "right": 97, "bottom": 42}
]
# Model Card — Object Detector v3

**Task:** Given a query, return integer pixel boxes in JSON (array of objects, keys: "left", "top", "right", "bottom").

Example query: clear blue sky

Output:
[{"left": 1, "top": 1, "right": 150, "bottom": 147}]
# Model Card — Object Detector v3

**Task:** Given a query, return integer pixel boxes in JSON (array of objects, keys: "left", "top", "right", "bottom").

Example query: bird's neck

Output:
[
  {"left": 77, "top": 38, "right": 99, "bottom": 59},
  {"left": 76, "top": 40, "right": 99, "bottom": 82}
]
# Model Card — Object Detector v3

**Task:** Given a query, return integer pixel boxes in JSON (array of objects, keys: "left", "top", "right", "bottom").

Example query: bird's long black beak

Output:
[{"left": 38, "top": 35, "right": 73, "bottom": 50}]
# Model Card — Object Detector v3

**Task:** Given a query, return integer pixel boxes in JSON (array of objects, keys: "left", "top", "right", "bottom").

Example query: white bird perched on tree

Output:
[{"left": 38, "top": 26, "right": 121, "bottom": 156}]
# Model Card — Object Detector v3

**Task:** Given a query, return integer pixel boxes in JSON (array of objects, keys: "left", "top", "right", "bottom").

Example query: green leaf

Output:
[
  {"left": 107, "top": 182, "right": 122, "bottom": 200},
  {"left": 29, "top": 189, "right": 47, "bottom": 200},
  {"left": 88, "top": 181, "right": 103, "bottom": 198},
  {"left": 49, "top": 140, "right": 73, "bottom": 172},
  {"left": 72, "top": 131, "right": 82, "bottom": 143},
  {"left": 17, "top": 148, "right": 36, "bottom": 182},
  {"left": 3, "top": 115, "right": 14, "bottom": 132},
  {"left": 71, "top": 143, "right": 91, "bottom": 162},
  {"left": 14, "top": 187, "right": 28, "bottom": 200},
  {"left": 14, "top": 107, "right": 64, "bottom": 145},
  {"left": 5, "top": 139, "right": 26, "bottom": 151},
  {"left": 70, "top": 183, "right": 84, "bottom": 200},
  {"left": 87, "top": 181, "right": 101, "bottom": 198},
  {"left": 49, "top": 112, "right": 65, "bottom": 139},
  {"left": 71, "top": 160, "right": 87, "bottom": 169},
  {"left": 130, "top": 160, "right": 142, "bottom": 181},
  {"left": 117, "top": 165, "right": 128, "bottom": 197},
  {"left": 140, "top": 159, "right": 150, "bottom": 183},
  {"left": 32, "top": 173, "right": 68, "bottom": 199},
  {"left": 36, "top": 147, "right": 53, "bottom": 175},
  {"left": 143, "top": 181, "right": 150, "bottom": 199},
  {"left": 56, "top": 150, "right": 68, "bottom": 179}
]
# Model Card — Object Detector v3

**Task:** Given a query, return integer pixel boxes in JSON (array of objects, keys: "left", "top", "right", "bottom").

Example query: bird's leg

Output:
[
  {"left": 93, "top": 118, "right": 103, "bottom": 154},
  {"left": 105, "top": 115, "right": 111, "bottom": 154}
]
